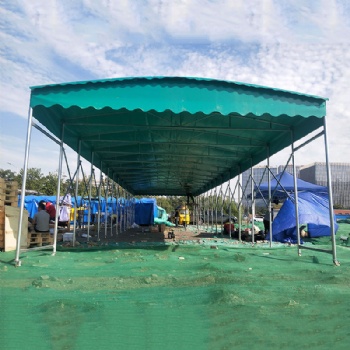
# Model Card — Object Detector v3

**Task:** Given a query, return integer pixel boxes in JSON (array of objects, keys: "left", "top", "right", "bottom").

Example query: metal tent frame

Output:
[{"left": 14, "top": 76, "right": 338, "bottom": 266}]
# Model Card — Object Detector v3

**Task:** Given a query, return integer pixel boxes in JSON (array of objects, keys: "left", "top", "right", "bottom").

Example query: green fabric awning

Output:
[{"left": 30, "top": 76, "right": 327, "bottom": 196}]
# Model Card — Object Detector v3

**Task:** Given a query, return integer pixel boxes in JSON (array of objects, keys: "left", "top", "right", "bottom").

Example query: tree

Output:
[
  {"left": 0, "top": 168, "right": 17, "bottom": 181},
  {"left": 41, "top": 172, "right": 59, "bottom": 196},
  {"left": 155, "top": 196, "right": 173, "bottom": 214},
  {"left": 16, "top": 168, "right": 44, "bottom": 193}
]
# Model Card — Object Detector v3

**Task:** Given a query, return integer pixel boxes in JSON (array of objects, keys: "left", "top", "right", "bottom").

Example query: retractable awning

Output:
[{"left": 30, "top": 76, "right": 327, "bottom": 196}]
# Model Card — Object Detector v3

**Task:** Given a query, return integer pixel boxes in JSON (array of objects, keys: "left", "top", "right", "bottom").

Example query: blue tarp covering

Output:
[
  {"left": 134, "top": 198, "right": 157, "bottom": 225},
  {"left": 20, "top": 195, "right": 168, "bottom": 226},
  {"left": 271, "top": 192, "right": 338, "bottom": 243},
  {"left": 19, "top": 195, "right": 130, "bottom": 222},
  {"left": 255, "top": 172, "right": 328, "bottom": 199}
]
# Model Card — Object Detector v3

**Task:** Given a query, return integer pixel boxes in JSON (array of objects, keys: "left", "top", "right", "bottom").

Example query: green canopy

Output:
[{"left": 30, "top": 76, "right": 327, "bottom": 196}]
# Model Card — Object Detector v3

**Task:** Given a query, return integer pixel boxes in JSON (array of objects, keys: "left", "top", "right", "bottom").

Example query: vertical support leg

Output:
[
  {"left": 238, "top": 173, "right": 242, "bottom": 242},
  {"left": 15, "top": 108, "right": 33, "bottom": 267},
  {"left": 267, "top": 148, "right": 272, "bottom": 247},
  {"left": 104, "top": 169, "right": 110, "bottom": 239},
  {"left": 291, "top": 130, "right": 301, "bottom": 256},
  {"left": 97, "top": 163, "right": 103, "bottom": 241},
  {"left": 87, "top": 152, "right": 94, "bottom": 242},
  {"left": 323, "top": 117, "right": 339, "bottom": 265},
  {"left": 250, "top": 161, "right": 255, "bottom": 244},
  {"left": 53, "top": 124, "right": 65, "bottom": 255},
  {"left": 73, "top": 141, "right": 81, "bottom": 247}
]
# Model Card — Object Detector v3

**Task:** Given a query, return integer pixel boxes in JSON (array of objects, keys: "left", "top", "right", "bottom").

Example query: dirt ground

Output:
[{"left": 63, "top": 223, "right": 222, "bottom": 245}]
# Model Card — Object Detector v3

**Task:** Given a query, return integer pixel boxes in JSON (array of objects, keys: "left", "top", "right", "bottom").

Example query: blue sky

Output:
[{"left": 1, "top": 0, "right": 350, "bottom": 177}]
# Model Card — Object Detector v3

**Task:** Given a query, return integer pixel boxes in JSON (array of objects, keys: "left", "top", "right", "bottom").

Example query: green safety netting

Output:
[
  {"left": 29, "top": 77, "right": 327, "bottom": 196},
  {"left": 1, "top": 222, "right": 350, "bottom": 350}
]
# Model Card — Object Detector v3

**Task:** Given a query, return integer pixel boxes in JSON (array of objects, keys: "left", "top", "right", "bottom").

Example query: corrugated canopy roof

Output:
[{"left": 30, "top": 76, "right": 327, "bottom": 196}]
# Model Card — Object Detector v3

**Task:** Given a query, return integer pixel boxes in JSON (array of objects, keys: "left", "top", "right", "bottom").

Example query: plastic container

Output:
[{"left": 63, "top": 232, "right": 74, "bottom": 242}]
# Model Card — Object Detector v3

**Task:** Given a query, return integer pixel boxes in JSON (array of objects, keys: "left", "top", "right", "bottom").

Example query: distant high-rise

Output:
[
  {"left": 277, "top": 165, "right": 301, "bottom": 178},
  {"left": 241, "top": 163, "right": 350, "bottom": 209},
  {"left": 299, "top": 162, "right": 350, "bottom": 208},
  {"left": 241, "top": 166, "right": 279, "bottom": 206}
]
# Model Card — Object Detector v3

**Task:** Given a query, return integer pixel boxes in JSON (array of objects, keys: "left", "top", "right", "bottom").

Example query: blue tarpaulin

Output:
[
  {"left": 20, "top": 195, "right": 129, "bottom": 221},
  {"left": 255, "top": 172, "right": 328, "bottom": 199},
  {"left": 134, "top": 198, "right": 157, "bottom": 225},
  {"left": 271, "top": 192, "right": 338, "bottom": 243},
  {"left": 21, "top": 196, "right": 159, "bottom": 225}
]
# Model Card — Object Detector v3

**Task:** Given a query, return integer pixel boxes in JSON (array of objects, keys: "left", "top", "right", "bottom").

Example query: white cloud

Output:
[{"left": 1, "top": 0, "right": 350, "bottom": 175}]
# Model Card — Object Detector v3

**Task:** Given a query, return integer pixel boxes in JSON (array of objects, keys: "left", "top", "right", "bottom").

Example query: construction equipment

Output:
[{"left": 176, "top": 205, "right": 190, "bottom": 226}]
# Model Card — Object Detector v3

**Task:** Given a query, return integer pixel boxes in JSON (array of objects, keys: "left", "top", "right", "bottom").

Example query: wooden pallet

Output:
[
  {"left": 27, "top": 232, "right": 53, "bottom": 247},
  {"left": 0, "top": 208, "right": 4, "bottom": 249},
  {"left": 41, "top": 234, "right": 54, "bottom": 245},
  {"left": 0, "top": 179, "right": 18, "bottom": 191},
  {"left": 0, "top": 180, "right": 18, "bottom": 207},
  {"left": 0, "top": 198, "right": 18, "bottom": 207}
]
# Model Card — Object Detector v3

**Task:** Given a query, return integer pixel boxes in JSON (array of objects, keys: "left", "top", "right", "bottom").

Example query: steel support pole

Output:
[
  {"left": 238, "top": 172, "right": 242, "bottom": 242},
  {"left": 15, "top": 108, "right": 33, "bottom": 266},
  {"left": 267, "top": 148, "right": 272, "bottom": 247},
  {"left": 198, "top": 195, "right": 201, "bottom": 227},
  {"left": 196, "top": 196, "right": 199, "bottom": 227},
  {"left": 104, "top": 169, "right": 110, "bottom": 238},
  {"left": 211, "top": 190, "right": 213, "bottom": 231},
  {"left": 219, "top": 183, "right": 223, "bottom": 235},
  {"left": 53, "top": 124, "right": 65, "bottom": 255},
  {"left": 125, "top": 192, "right": 128, "bottom": 230},
  {"left": 323, "top": 117, "right": 339, "bottom": 265},
  {"left": 127, "top": 192, "right": 130, "bottom": 231},
  {"left": 116, "top": 184, "right": 119, "bottom": 232},
  {"left": 222, "top": 186, "right": 227, "bottom": 238},
  {"left": 201, "top": 194, "right": 205, "bottom": 227},
  {"left": 228, "top": 180, "right": 232, "bottom": 239},
  {"left": 204, "top": 194, "right": 206, "bottom": 226},
  {"left": 97, "top": 162, "right": 102, "bottom": 241},
  {"left": 87, "top": 152, "right": 94, "bottom": 242},
  {"left": 250, "top": 162, "right": 255, "bottom": 244},
  {"left": 129, "top": 193, "right": 132, "bottom": 229},
  {"left": 108, "top": 180, "right": 114, "bottom": 237},
  {"left": 123, "top": 189, "right": 127, "bottom": 232},
  {"left": 121, "top": 188, "right": 124, "bottom": 233},
  {"left": 291, "top": 131, "right": 301, "bottom": 256},
  {"left": 214, "top": 186, "right": 218, "bottom": 235},
  {"left": 119, "top": 188, "right": 122, "bottom": 233},
  {"left": 73, "top": 141, "right": 81, "bottom": 247},
  {"left": 206, "top": 190, "right": 209, "bottom": 230},
  {"left": 205, "top": 192, "right": 207, "bottom": 228}
]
